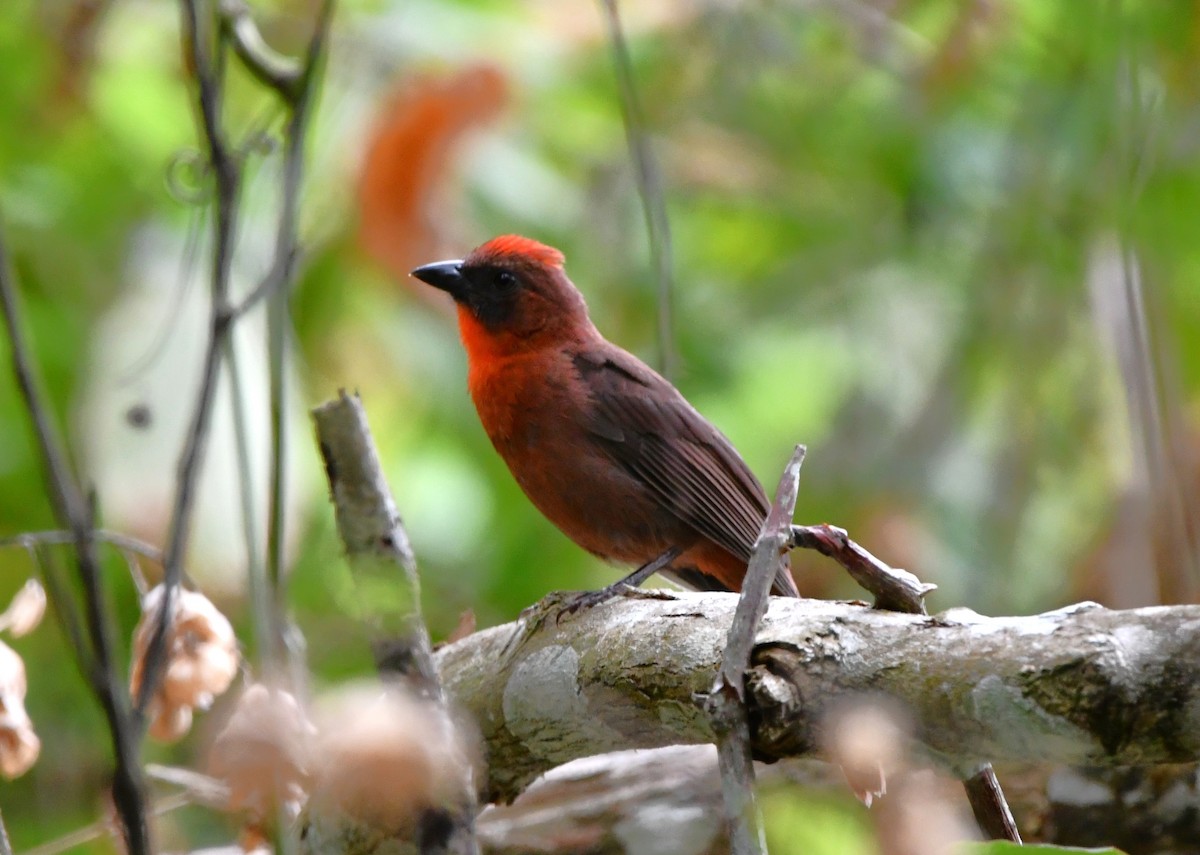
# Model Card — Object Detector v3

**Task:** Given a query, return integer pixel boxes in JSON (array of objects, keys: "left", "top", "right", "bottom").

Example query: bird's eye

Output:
[{"left": 495, "top": 270, "right": 517, "bottom": 291}]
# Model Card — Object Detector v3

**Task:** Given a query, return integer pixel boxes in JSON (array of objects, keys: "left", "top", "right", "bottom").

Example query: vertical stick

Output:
[{"left": 708, "top": 445, "right": 806, "bottom": 854}]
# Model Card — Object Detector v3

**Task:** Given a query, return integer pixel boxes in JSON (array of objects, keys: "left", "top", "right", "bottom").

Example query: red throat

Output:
[{"left": 456, "top": 304, "right": 498, "bottom": 364}]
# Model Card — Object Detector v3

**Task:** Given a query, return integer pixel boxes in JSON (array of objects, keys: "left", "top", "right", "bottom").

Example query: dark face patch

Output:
[{"left": 462, "top": 263, "right": 523, "bottom": 329}]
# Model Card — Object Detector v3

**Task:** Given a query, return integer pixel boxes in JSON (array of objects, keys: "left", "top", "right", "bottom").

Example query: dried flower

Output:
[
  {"left": 0, "top": 640, "right": 39, "bottom": 778},
  {"left": 0, "top": 579, "right": 46, "bottom": 638},
  {"left": 826, "top": 702, "right": 907, "bottom": 808},
  {"left": 209, "top": 683, "right": 316, "bottom": 822},
  {"left": 129, "top": 585, "right": 239, "bottom": 742},
  {"left": 873, "top": 769, "right": 974, "bottom": 855},
  {"left": 308, "top": 683, "right": 475, "bottom": 832}
]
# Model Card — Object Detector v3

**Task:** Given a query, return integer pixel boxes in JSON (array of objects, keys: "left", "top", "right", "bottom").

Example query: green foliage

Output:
[
  {"left": 962, "top": 844, "right": 1127, "bottom": 855},
  {"left": 761, "top": 785, "right": 877, "bottom": 855},
  {"left": 3, "top": 0, "right": 1199, "bottom": 850}
]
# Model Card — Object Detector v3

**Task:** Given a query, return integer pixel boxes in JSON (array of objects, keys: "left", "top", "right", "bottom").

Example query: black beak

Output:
[{"left": 410, "top": 260, "right": 467, "bottom": 299}]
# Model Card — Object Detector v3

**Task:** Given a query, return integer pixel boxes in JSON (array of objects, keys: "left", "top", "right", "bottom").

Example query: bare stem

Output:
[
  {"left": 788, "top": 523, "right": 935, "bottom": 613},
  {"left": 266, "top": 0, "right": 334, "bottom": 670},
  {"left": 786, "top": 519, "right": 1017, "bottom": 841},
  {"left": 218, "top": 0, "right": 302, "bottom": 99},
  {"left": 0, "top": 223, "right": 150, "bottom": 854},
  {"left": 597, "top": 0, "right": 676, "bottom": 379},
  {"left": 707, "top": 445, "right": 806, "bottom": 855},
  {"left": 222, "top": 337, "right": 272, "bottom": 666},
  {"left": 136, "top": 0, "right": 243, "bottom": 723},
  {"left": 0, "top": 529, "right": 163, "bottom": 563}
]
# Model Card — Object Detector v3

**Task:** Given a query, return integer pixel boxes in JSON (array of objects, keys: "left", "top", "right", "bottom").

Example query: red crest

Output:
[{"left": 468, "top": 235, "right": 565, "bottom": 269}]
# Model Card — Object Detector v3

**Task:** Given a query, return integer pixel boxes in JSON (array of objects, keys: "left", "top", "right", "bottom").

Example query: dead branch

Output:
[
  {"left": 0, "top": 221, "right": 150, "bottom": 855},
  {"left": 308, "top": 391, "right": 478, "bottom": 855},
  {"left": 435, "top": 595, "right": 1200, "bottom": 804},
  {"left": 477, "top": 745, "right": 731, "bottom": 854},
  {"left": 707, "top": 446, "right": 804, "bottom": 853}
]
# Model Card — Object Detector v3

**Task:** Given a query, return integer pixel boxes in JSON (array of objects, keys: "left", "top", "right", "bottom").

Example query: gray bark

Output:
[{"left": 434, "top": 593, "right": 1200, "bottom": 803}]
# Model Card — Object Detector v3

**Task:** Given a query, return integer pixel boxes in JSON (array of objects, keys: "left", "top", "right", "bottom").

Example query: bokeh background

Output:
[{"left": 2, "top": 0, "right": 1199, "bottom": 851}]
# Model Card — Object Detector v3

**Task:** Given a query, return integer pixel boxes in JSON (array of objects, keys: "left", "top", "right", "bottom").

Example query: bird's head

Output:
[{"left": 411, "top": 235, "right": 593, "bottom": 358}]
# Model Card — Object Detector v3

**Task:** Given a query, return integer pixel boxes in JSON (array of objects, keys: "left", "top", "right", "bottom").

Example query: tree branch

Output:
[
  {"left": 311, "top": 391, "right": 439, "bottom": 696},
  {"left": 218, "top": 0, "right": 303, "bottom": 101},
  {"left": 789, "top": 523, "right": 936, "bottom": 613},
  {"left": 478, "top": 745, "right": 735, "bottom": 854},
  {"left": 0, "top": 221, "right": 151, "bottom": 855},
  {"left": 436, "top": 595, "right": 1200, "bottom": 804},
  {"left": 708, "top": 446, "right": 804, "bottom": 854},
  {"left": 310, "top": 391, "right": 478, "bottom": 854},
  {"left": 787, "top": 519, "right": 1017, "bottom": 839}
]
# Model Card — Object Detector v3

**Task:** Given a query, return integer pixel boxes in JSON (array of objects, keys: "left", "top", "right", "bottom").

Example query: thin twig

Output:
[
  {"left": 0, "top": 243, "right": 85, "bottom": 527},
  {"left": 136, "top": 0, "right": 243, "bottom": 722},
  {"left": 23, "top": 793, "right": 193, "bottom": 855},
  {"left": 597, "top": 0, "right": 676, "bottom": 379},
  {"left": 266, "top": 0, "right": 334, "bottom": 671},
  {"left": 118, "top": 202, "right": 204, "bottom": 385},
  {"left": 34, "top": 545, "right": 99, "bottom": 689},
  {"left": 0, "top": 221, "right": 151, "bottom": 855},
  {"left": 229, "top": 244, "right": 302, "bottom": 319},
  {"left": 145, "top": 763, "right": 232, "bottom": 810},
  {"left": 218, "top": 0, "right": 302, "bottom": 99},
  {"left": 0, "top": 529, "right": 164, "bottom": 564},
  {"left": 786, "top": 522, "right": 1017, "bottom": 840},
  {"left": 788, "top": 524, "right": 936, "bottom": 613},
  {"left": 118, "top": 549, "right": 150, "bottom": 597},
  {"left": 222, "top": 336, "right": 272, "bottom": 666},
  {"left": 707, "top": 445, "right": 806, "bottom": 855}
]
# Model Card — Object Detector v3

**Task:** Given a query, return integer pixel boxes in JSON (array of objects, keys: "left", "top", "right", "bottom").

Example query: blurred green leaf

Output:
[{"left": 961, "top": 844, "right": 1127, "bottom": 855}]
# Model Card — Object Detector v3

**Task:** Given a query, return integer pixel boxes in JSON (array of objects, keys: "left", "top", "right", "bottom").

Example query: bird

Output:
[{"left": 411, "top": 235, "right": 799, "bottom": 601}]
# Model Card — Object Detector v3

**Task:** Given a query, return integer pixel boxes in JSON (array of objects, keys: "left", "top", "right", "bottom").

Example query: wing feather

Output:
[{"left": 574, "top": 348, "right": 771, "bottom": 565}]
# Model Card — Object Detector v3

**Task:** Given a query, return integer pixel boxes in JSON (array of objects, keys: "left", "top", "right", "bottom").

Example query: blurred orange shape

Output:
[{"left": 357, "top": 64, "right": 509, "bottom": 287}]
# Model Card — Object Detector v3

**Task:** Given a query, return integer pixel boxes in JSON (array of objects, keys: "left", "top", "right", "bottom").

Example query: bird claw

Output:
[
  {"left": 554, "top": 584, "right": 677, "bottom": 623},
  {"left": 500, "top": 585, "right": 682, "bottom": 659}
]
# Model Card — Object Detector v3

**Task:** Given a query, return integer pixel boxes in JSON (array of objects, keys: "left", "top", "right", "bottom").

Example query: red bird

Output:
[{"left": 411, "top": 235, "right": 798, "bottom": 599}]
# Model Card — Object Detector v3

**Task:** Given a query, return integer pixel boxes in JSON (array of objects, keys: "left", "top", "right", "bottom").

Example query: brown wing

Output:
[{"left": 574, "top": 345, "right": 798, "bottom": 596}]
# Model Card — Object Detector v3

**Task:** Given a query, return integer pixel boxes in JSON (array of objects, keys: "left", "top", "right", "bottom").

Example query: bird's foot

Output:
[
  {"left": 555, "top": 583, "right": 677, "bottom": 623},
  {"left": 499, "top": 585, "right": 679, "bottom": 658}
]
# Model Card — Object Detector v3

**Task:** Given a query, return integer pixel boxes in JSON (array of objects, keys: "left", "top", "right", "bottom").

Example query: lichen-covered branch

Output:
[
  {"left": 478, "top": 745, "right": 732, "bottom": 854},
  {"left": 309, "top": 391, "right": 478, "bottom": 855},
  {"left": 311, "top": 391, "right": 439, "bottom": 697},
  {"left": 435, "top": 595, "right": 1200, "bottom": 803}
]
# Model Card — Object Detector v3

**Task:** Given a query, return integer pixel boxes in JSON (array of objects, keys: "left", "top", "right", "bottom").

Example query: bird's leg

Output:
[{"left": 557, "top": 545, "right": 682, "bottom": 619}]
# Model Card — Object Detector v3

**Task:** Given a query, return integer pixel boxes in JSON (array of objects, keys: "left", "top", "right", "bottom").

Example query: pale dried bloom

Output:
[
  {"left": 826, "top": 702, "right": 908, "bottom": 807},
  {"left": 0, "top": 640, "right": 39, "bottom": 778},
  {"left": 209, "top": 683, "right": 316, "bottom": 822},
  {"left": 129, "top": 585, "right": 239, "bottom": 742},
  {"left": 873, "top": 769, "right": 974, "bottom": 855},
  {"left": 0, "top": 579, "right": 46, "bottom": 638},
  {"left": 308, "top": 683, "right": 475, "bottom": 832}
]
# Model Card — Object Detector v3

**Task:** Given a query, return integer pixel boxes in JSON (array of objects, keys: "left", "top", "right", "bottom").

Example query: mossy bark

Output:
[{"left": 435, "top": 594, "right": 1200, "bottom": 803}]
